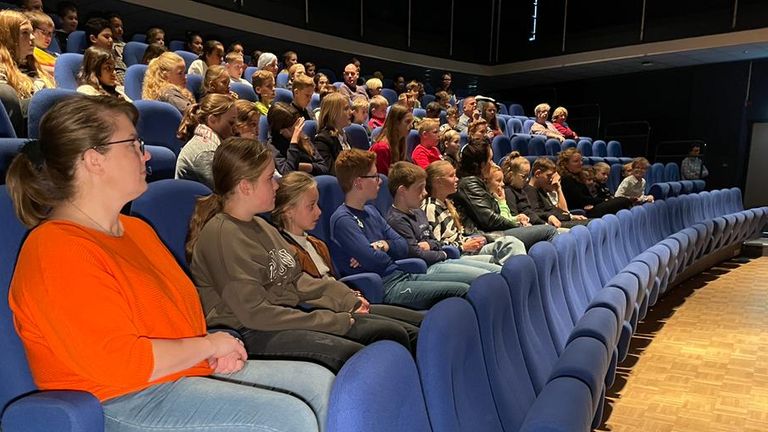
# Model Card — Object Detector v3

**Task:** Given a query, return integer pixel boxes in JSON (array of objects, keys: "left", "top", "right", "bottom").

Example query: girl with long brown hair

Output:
[
  {"left": 369, "top": 103, "right": 412, "bottom": 175},
  {"left": 186, "top": 138, "right": 416, "bottom": 373},
  {"left": 268, "top": 101, "right": 327, "bottom": 175}
]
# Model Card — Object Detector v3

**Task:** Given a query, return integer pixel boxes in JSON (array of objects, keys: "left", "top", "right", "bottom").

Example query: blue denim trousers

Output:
[{"left": 102, "top": 359, "right": 334, "bottom": 432}]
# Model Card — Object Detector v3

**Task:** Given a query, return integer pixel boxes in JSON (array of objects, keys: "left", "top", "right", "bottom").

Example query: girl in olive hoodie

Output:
[{"left": 187, "top": 137, "right": 414, "bottom": 372}]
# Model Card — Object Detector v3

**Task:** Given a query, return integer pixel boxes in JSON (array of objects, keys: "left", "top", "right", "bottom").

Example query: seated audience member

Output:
[
  {"left": 108, "top": 13, "right": 124, "bottom": 59},
  {"left": 53, "top": 1, "right": 78, "bottom": 54},
  {"left": 314, "top": 83, "right": 337, "bottom": 118},
  {"left": 681, "top": 143, "right": 709, "bottom": 179},
  {"left": 452, "top": 138, "right": 556, "bottom": 251},
  {"left": 558, "top": 147, "right": 631, "bottom": 217},
  {"left": 329, "top": 149, "right": 475, "bottom": 309},
  {"left": 370, "top": 104, "right": 413, "bottom": 175},
  {"left": 365, "top": 77, "right": 382, "bottom": 98},
  {"left": 304, "top": 61, "right": 316, "bottom": 78},
  {"left": 526, "top": 157, "right": 588, "bottom": 227},
  {"left": 234, "top": 99, "right": 260, "bottom": 139},
  {"left": 438, "top": 129, "right": 460, "bottom": 168},
  {"left": 25, "top": 10, "right": 56, "bottom": 76},
  {"left": 439, "top": 106, "right": 460, "bottom": 133},
  {"left": 592, "top": 162, "right": 614, "bottom": 202},
  {"left": 279, "top": 50, "right": 298, "bottom": 75},
  {"left": 411, "top": 118, "right": 442, "bottom": 169},
  {"left": 425, "top": 101, "right": 442, "bottom": 119},
  {"left": 175, "top": 93, "right": 237, "bottom": 188},
  {"left": 269, "top": 101, "right": 327, "bottom": 175},
  {"left": 225, "top": 51, "right": 249, "bottom": 84},
  {"left": 615, "top": 157, "right": 655, "bottom": 203},
  {"left": 142, "top": 52, "right": 196, "bottom": 113},
  {"left": 622, "top": 162, "right": 632, "bottom": 178},
  {"left": 457, "top": 95, "right": 479, "bottom": 133},
  {"left": 188, "top": 40, "right": 224, "bottom": 76},
  {"left": 423, "top": 160, "right": 526, "bottom": 263},
  {"left": 313, "top": 72, "right": 329, "bottom": 93},
  {"left": 0, "top": 10, "right": 54, "bottom": 135},
  {"left": 290, "top": 73, "right": 315, "bottom": 120},
  {"left": 7, "top": 96, "right": 333, "bottom": 432},
  {"left": 405, "top": 80, "right": 422, "bottom": 108},
  {"left": 468, "top": 118, "right": 491, "bottom": 141},
  {"left": 185, "top": 31, "right": 204, "bottom": 55},
  {"left": 84, "top": 17, "right": 126, "bottom": 85},
  {"left": 76, "top": 46, "right": 131, "bottom": 101},
  {"left": 187, "top": 139, "right": 416, "bottom": 374},
  {"left": 315, "top": 92, "right": 352, "bottom": 174},
  {"left": 274, "top": 171, "right": 424, "bottom": 328},
  {"left": 351, "top": 96, "right": 369, "bottom": 131},
  {"left": 250, "top": 50, "right": 262, "bottom": 66},
  {"left": 367, "top": 94, "right": 388, "bottom": 130},
  {"left": 339, "top": 63, "right": 368, "bottom": 102},
  {"left": 502, "top": 154, "right": 550, "bottom": 226},
  {"left": 285, "top": 62, "right": 305, "bottom": 90},
  {"left": 258, "top": 52, "right": 279, "bottom": 77},
  {"left": 435, "top": 90, "right": 452, "bottom": 110},
  {"left": 477, "top": 98, "right": 502, "bottom": 138},
  {"left": 251, "top": 69, "right": 275, "bottom": 116},
  {"left": 200, "top": 65, "right": 233, "bottom": 98},
  {"left": 530, "top": 103, "right": 565, "bottom": 142},
  {"left": 486, "top": 163, "right": 558, "bottom": 247},
  {"left": 145, "top": 27, "right": 165, "bottom": 46},
  {"left": 19, "top": 0, "right": 43, "bottom": 12},
  {"left": 227, "top": 41, "right": 244, "bottom": 55},
  {"left": 141, "top": 42, "right": 167, "bottom": 64},
  {"left": 581, "top": 166, "right": 597, "bottom": 196},
  {"left": 387, "top": 161, "right": 502, "bottom": 273},
  {"left": 437, "top": 72, "right": 454, "bottom": 95},
  {"left": 393, "top": 75, "right": 406, "bottom": 95},
  {"left": 551, "top": 106, "right": 578, "bottom": 139}
]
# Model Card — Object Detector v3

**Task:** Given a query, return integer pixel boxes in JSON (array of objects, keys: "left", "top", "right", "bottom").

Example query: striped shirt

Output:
[{"left": 421, "top": 197, "right": 465, "bottom": 249}]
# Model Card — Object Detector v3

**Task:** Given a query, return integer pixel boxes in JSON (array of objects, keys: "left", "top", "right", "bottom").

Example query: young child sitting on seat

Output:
[
  {"left": 615, "top": 157, "right": 654, "bottom": 204},
  {"left": 386, "top": 161, "right": 501, "bottom": 270},
  {"left": 592, "top": 162, "right": 613, "bottom": 202},
  {"left": 329, "top": 149, "right": 487, "bottom": 309},
  {"left": 411, "top": 119, "right": 442, "bottom": 169},
  {"left": 367, "top": 95, "right": 388, "bottom": 130}
]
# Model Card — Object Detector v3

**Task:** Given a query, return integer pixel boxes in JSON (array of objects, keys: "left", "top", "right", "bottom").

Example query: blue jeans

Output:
[
  {"left": 382, "top": 270, "right": 470, "bottom": 309},
  {"left": 428, "top": 258, "right": 502, "bottom": 277},
  {"left": 477, "top": 235, "right": 527, "bottom": 264},
  {"left": 503, "top": 224, "right": 558, "bottom": 250},
  {"left": 103, "top": 360, "right": 334, "bottom": 432}
]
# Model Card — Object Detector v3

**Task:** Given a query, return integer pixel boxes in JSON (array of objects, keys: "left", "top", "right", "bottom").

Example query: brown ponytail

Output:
[
  {"left": 6, "top": 96, "right": 138, "bottom": 227},
  {"left": 176, "top": 93, "right": 236, "bottom": 141},
  {"left": 185, "top": 137, "right": 273, "bottom": 260}
]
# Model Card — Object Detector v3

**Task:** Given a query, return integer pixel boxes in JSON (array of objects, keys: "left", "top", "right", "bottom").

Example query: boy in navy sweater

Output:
[
  {"left": 385, "top": 161, "right": 501, "bottom": 272},
  {"left": 329, "top": 150, "right": 472, "bottom": 309}
]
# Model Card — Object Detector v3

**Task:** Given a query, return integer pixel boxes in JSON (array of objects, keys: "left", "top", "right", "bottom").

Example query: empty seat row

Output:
[{"left": 649, "top": 180, "right": 706, "bottom": 200}]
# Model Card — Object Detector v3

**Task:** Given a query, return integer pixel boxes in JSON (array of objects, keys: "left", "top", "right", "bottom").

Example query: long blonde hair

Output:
[
  {"left": 317, "top": 92, "right": 348, "bottom": 132},
  {"left": 176, "top": 93, "right": 236, "bottom": 141},
  {"left": 142, "top": 52, "right": 194, "bottom": 102},
  {"left": 0, "top": 10, "right": 54, "bottom": 98},
  {"left": 272, "top": 171, "right": 316, "bottom": 229}
]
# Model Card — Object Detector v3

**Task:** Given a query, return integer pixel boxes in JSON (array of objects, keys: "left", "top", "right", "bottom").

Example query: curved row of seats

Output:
[
  {"left": 649, "top": 180, "right": 706, "bottom": 200},
  {"left": 327, "top": 187, "right": 767, "bottom": 432},
  {"left": 1, "top": 172, "right": 765, "bottom": 430}
]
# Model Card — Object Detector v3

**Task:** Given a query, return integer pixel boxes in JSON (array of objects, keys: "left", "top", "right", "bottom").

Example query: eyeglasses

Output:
[
  {"left": 96, "top": 137, "right": 146, "bottom": 155},
  {"left": 34, "top": 28, "right": 53, "bottom": 37}
]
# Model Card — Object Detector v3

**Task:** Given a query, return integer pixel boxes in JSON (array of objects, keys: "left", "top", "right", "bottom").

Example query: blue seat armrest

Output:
[
  {"left": 441, "top": 245, "right": 461, "bottom": 259},
  {"left": 519, "top": 377, "right": 594, "bottom": 432},
  {"left": 2, "top": 390, "right": 105, "bottom": 432},
  {"left": 395, "top": 258, "right": 427, "bottom": 274},
  {"left": 568, "top": 307, "right": 619, "bottom": 351},
  {"left": 340, "top": 272, "right": 384, "bottom": 304},
  {"left": 548, "top": 336, "right": 609, "bottom": 405}
]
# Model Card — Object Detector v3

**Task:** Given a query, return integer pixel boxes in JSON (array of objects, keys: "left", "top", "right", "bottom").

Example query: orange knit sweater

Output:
[{"left": 9, "top": 215, "right": 212, "bottom": 402}]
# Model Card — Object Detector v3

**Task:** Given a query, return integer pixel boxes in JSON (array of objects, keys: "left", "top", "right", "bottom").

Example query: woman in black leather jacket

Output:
[{"left": 453, "top": 138, "right": 556, "bottom": 250}]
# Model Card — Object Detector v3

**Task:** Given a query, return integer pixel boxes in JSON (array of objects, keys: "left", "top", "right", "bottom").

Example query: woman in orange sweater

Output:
[{"left": 6, "top": 95, "right": 332, "bottom": 432}]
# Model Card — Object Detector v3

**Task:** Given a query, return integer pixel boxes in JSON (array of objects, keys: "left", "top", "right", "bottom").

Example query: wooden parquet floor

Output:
[{"left": 599, "top": 256, "right": 768, "bottom": 432}]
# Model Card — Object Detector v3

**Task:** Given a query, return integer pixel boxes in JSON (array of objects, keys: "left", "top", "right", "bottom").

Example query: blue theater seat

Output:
[
  {"left": 122, "top": 41, "right": 147, "bottom": 66},
  {"left": 54, "top": 53, "right": 83, "bottom": 90},
  {"left": 592, "top": 140, "right": 607, "bottom": 157},
  {"left": 606, "top": 140, "right": 622, "bottom": 158},
  {"left": 510, "top": 134, "right": 529, "bottom": 155},
  {"left": 327, "top": 341, "right": 432, "bottom": 432},
  {"left": 124, "top": 64, "right": 148, "bottom": 101},
  {"left": 491, "top": 135, "right": 511, "bottom": 164},
  {"left": 344, "top": 124, "right": 369, "bottom": 150},
  {"left": 0, "top": 186, "right": 104, "bottom": 432},
  {"left": 134, "top": 100, "right": 184, "bottom": 155},
  {"left": 27, "top": 88, "right": 78, "bottom": 139},
  {"left": 545, "top": 138, "right": 562, "bottom": 156},
  {"left": 230, "top": 82, "right": 257, "bottom": 102}
]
